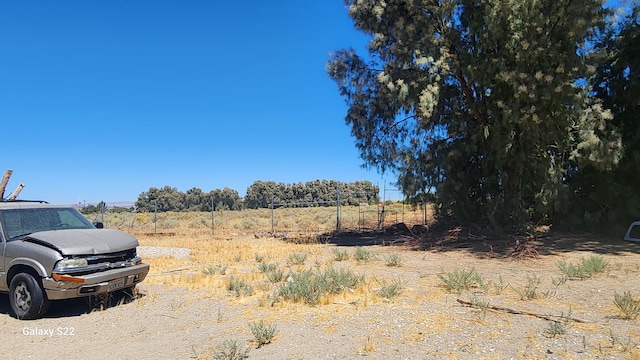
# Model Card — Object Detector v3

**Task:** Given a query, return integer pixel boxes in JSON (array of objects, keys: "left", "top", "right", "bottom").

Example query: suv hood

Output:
[{"left": 24, "top": 229, "right": 139, "bottom": 255}]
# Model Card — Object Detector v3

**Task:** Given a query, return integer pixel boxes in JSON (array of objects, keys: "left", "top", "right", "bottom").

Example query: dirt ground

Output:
[{"left": 3, "top": 231, "right": 640, "bottom": 360}]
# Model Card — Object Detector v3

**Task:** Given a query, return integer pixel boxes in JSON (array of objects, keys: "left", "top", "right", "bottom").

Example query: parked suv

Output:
[{"left": 0, "top": 200, "right": 149, "bottom": 319}]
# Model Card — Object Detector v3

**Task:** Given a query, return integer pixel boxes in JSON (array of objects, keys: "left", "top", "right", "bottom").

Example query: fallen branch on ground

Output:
[
  {"left": 148, "top": 268, "right": 191, "bottom": 276},
  {"left": 456, "top": 299, "right": 588, "bottom": 323}
]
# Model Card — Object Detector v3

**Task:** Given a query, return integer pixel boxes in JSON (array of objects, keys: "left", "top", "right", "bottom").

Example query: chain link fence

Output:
[{"left": 81, "top": 198, "right": 432, "bottom": 237}]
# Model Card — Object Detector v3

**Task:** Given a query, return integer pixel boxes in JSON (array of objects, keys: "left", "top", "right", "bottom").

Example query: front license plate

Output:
[{"left": 108, "top": 278, "right": 125, "bottom": 292}]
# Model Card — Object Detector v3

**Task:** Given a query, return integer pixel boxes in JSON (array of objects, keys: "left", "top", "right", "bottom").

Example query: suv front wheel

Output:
[{"left": 9, "top": 273, "right": 50, "bottom": 320}]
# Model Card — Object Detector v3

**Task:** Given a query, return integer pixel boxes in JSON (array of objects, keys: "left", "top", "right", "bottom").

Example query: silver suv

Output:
[{"left": 0, "top": 200, "right": 149, "bottom": 319}]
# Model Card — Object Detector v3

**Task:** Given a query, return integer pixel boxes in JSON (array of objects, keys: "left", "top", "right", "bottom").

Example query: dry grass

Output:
[
  {"left": 97, "top": 205, "right": 433, "bottom": 304},
  {"left": 130, "top": 212, "right": 377, "bottom": 307},
  {"left": 90, "top": 203, "right": 433, "bottom": 235},
  {"left": 79, "top": 206, "right": 640, "bottom": 359}
]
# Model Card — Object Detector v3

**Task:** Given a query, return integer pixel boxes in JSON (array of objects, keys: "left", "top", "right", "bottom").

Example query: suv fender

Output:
[{"left": 7, "top": 258, "right": 48, "bottom": 280}]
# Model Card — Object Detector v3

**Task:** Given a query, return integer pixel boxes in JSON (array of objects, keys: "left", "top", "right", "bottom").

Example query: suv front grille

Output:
[
  {"left": 54, "top": 248, "right": 140, "bottom": 276},
  {"left": 86, "top": 248, "right": 137, "bottom": 265}
]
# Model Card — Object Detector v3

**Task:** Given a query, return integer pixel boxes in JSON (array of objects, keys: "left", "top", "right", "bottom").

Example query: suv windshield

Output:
[{"left": 1, "top": 207, "right": 95, "bottom": 239}]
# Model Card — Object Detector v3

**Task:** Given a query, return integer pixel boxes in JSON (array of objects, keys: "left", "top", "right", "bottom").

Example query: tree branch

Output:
[
  {"left": 456, "top": 299, "right": 588, "bottom": 323},
  {"left": 382, "top": 114, "right": 419, "bottom": 136}
]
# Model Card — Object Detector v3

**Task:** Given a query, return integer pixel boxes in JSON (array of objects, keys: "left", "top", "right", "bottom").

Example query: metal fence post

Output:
[
  {"left": 211, "top": 198, "right": 216, "bottom": 235},
  {"left": 271, "top": 195, "right": 275, "bottom": 233},
  {"left": 336, "top": 188, "right": 341, "bottom": 232},
  {"left": 154, "top": 199, "right": 157, "bottom": 234}
]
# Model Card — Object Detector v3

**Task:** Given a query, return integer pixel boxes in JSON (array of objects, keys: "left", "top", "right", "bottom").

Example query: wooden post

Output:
[
  {"left": 7, "top": 183, "right": 25, "bottom": 200},
  {"left": 0, "top": 169, "right": 13, "bottom": 199}
]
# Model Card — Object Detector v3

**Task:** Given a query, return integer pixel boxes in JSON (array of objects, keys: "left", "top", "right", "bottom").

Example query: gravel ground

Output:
[
  {"left": 3, "top": 236, "right": 640, "bottom": 360},
  {"left": 137, "top": 245, "right": 191, "bottom": 259}
]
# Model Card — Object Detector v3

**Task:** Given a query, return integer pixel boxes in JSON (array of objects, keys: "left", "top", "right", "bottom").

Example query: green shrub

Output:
[
  {"left": 543, "top": 310, "right": 572, "bottom": 338},
  {"left": 238, "top": 217, "right": 261, "bottom": 230},
  {"left": 258, "top": 262, "right": 278, "bottom": 273},
  {"left": 581, "top": 254, "right": 609, "bottom": 274},
  {"left": 265, "top": 268, "right": 285, "bottom": 283},
  {"left": 202, "top": 265, "right": 227, "bottom": 275},
  {"left": 332, "top": 248, "right": 349, "bottom": 261},
  {"left": 249, "top": 320, "right": 278, "bottom": 348},
  {"left": 287, "top": 252, "right": 308, "bottom": 265},
  {"left": 437, "top": 268, "right": 486, "bottom": 294},
  {"left": 276, "top": 268, "right": 364, "bottom": 305},
  {"left": 353, "top": 247, "right": 375, "bottom": 262},
  {"left": 514, "top": 274, "right": 540, "bottom": 300},
  {"left": 613, "top": 291, "right": 640, "bottom": 320},
  {"left": 277, "top": 270, "right": 323, "bottom": 304},
  {"left": 557, "top": 255, "right": 608, "bottom": 280},
  {"left": 556, "top": 260, "right": 586, "bottom": 279},
  {"left": 469, "top": 294, "right": 490, "bottom": 320},
  {"left": 325, "top": 267, "right": 365, "bottom": 292},
  {"left": 384, "top": 253, "right": 402, "bottom": 267},
  {"left": 377, "top": 279, "right": 405, "bottom": 299},
  {"left": 228, "top": 277, "right": 254, "bottom": 297},
  {"left": 157, "top": 217, "right": 180, "bottom": 229},
  {"left": 187, "top": 216, "right": 210, "bottom": 229},
  {"left": 212, "top": 339, "right": 249, "bottom": 360}
]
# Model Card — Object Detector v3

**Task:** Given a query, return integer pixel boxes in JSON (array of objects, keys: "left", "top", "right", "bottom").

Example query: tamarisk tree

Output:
[
  {"left": 573, "top": 4, "right": 640, "bottom": 230},
  {"left": 328, "top": 0, "right": 621, "bottom": 229}
]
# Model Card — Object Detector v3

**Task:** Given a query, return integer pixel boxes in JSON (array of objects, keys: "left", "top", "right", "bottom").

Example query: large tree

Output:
[
  {"left": 328, "top": 0, "right": 621, "bottom": 229},
  {"left": 569, "top": 4, "right": 640, "bottom": 231}
]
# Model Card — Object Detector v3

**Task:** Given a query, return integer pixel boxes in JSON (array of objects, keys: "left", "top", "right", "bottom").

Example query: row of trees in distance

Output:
[
  {"left": 243, "top": 180, "right": 379, "bottom": 208},
  {"left": 126, "top": 180, "right": 380, "bottom": 213}
]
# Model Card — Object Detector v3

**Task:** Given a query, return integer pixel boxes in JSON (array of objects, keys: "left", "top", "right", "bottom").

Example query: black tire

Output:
[{"left": 9, "top": 273, "right": 50, "bottom": 320}]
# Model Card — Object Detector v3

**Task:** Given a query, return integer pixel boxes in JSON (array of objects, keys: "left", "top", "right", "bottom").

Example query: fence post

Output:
[
  {"left": 423, "top": 192, "right": 427, "bottom": 225},
  {"left": 271, "top": 195, "right": 275, "bottom": 234},
  {"left": 336, "top": 188, "right": 341, "bottom": 232},
  {"left": 154, "top": 199, "right": 157, "bottom": 234}
]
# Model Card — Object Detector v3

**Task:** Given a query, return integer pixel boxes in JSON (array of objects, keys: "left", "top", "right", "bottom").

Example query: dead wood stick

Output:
[
  {"left": 0, "top": 169, "right": 12, "bottom": 199},
  {"left": 148, "top": 267, "right": 190, "bottom": 276},
  {"left": 456, "top": 299, "right": 588, "bottom": 323},
  {"left": 7, "top": 183, "right": 25, "bottom": 200}
]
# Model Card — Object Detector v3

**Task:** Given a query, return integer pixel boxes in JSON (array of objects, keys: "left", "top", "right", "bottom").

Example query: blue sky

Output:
[{"left": 0, "top": 1, "right": 394, "bottom": 205}]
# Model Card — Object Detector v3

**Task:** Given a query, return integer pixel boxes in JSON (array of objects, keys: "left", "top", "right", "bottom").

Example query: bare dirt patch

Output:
[{"left": 3, "top": 231, "right": 640, "bottom": 360}]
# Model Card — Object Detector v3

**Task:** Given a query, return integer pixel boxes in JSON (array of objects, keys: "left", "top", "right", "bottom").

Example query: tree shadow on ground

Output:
[
  {"left": 328, "top": 223, "right": 640, "bottom": 259},
  {"left": 0, "top": 289, "right": 144, "bottom": 319}
]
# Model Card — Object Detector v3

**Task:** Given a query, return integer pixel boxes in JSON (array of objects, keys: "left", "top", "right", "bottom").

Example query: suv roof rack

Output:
[{"left": 0, "top": 199, "right": 49, "bottom": 204}]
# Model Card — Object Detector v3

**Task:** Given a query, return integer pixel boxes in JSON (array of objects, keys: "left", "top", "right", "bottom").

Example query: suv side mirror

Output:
[{"left": 93, "top": 222, "right": 104, "bottom": 229}]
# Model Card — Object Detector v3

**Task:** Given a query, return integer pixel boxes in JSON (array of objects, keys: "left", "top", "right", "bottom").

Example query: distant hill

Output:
[
  {"left": 108, "top": 201, "right": 135, "bottom": 209},
  {"left": 72, "top": 201, "right": 135, "bottom": 209}
]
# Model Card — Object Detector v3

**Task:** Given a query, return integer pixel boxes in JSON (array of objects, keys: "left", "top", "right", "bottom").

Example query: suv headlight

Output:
[{"left": 54, "top": 258, "right": 89, "bottom": 271}]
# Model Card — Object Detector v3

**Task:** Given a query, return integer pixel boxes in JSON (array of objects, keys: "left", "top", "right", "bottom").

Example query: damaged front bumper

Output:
[{"left": 43, "top": 263, "right": 150, "bottom": 300}]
